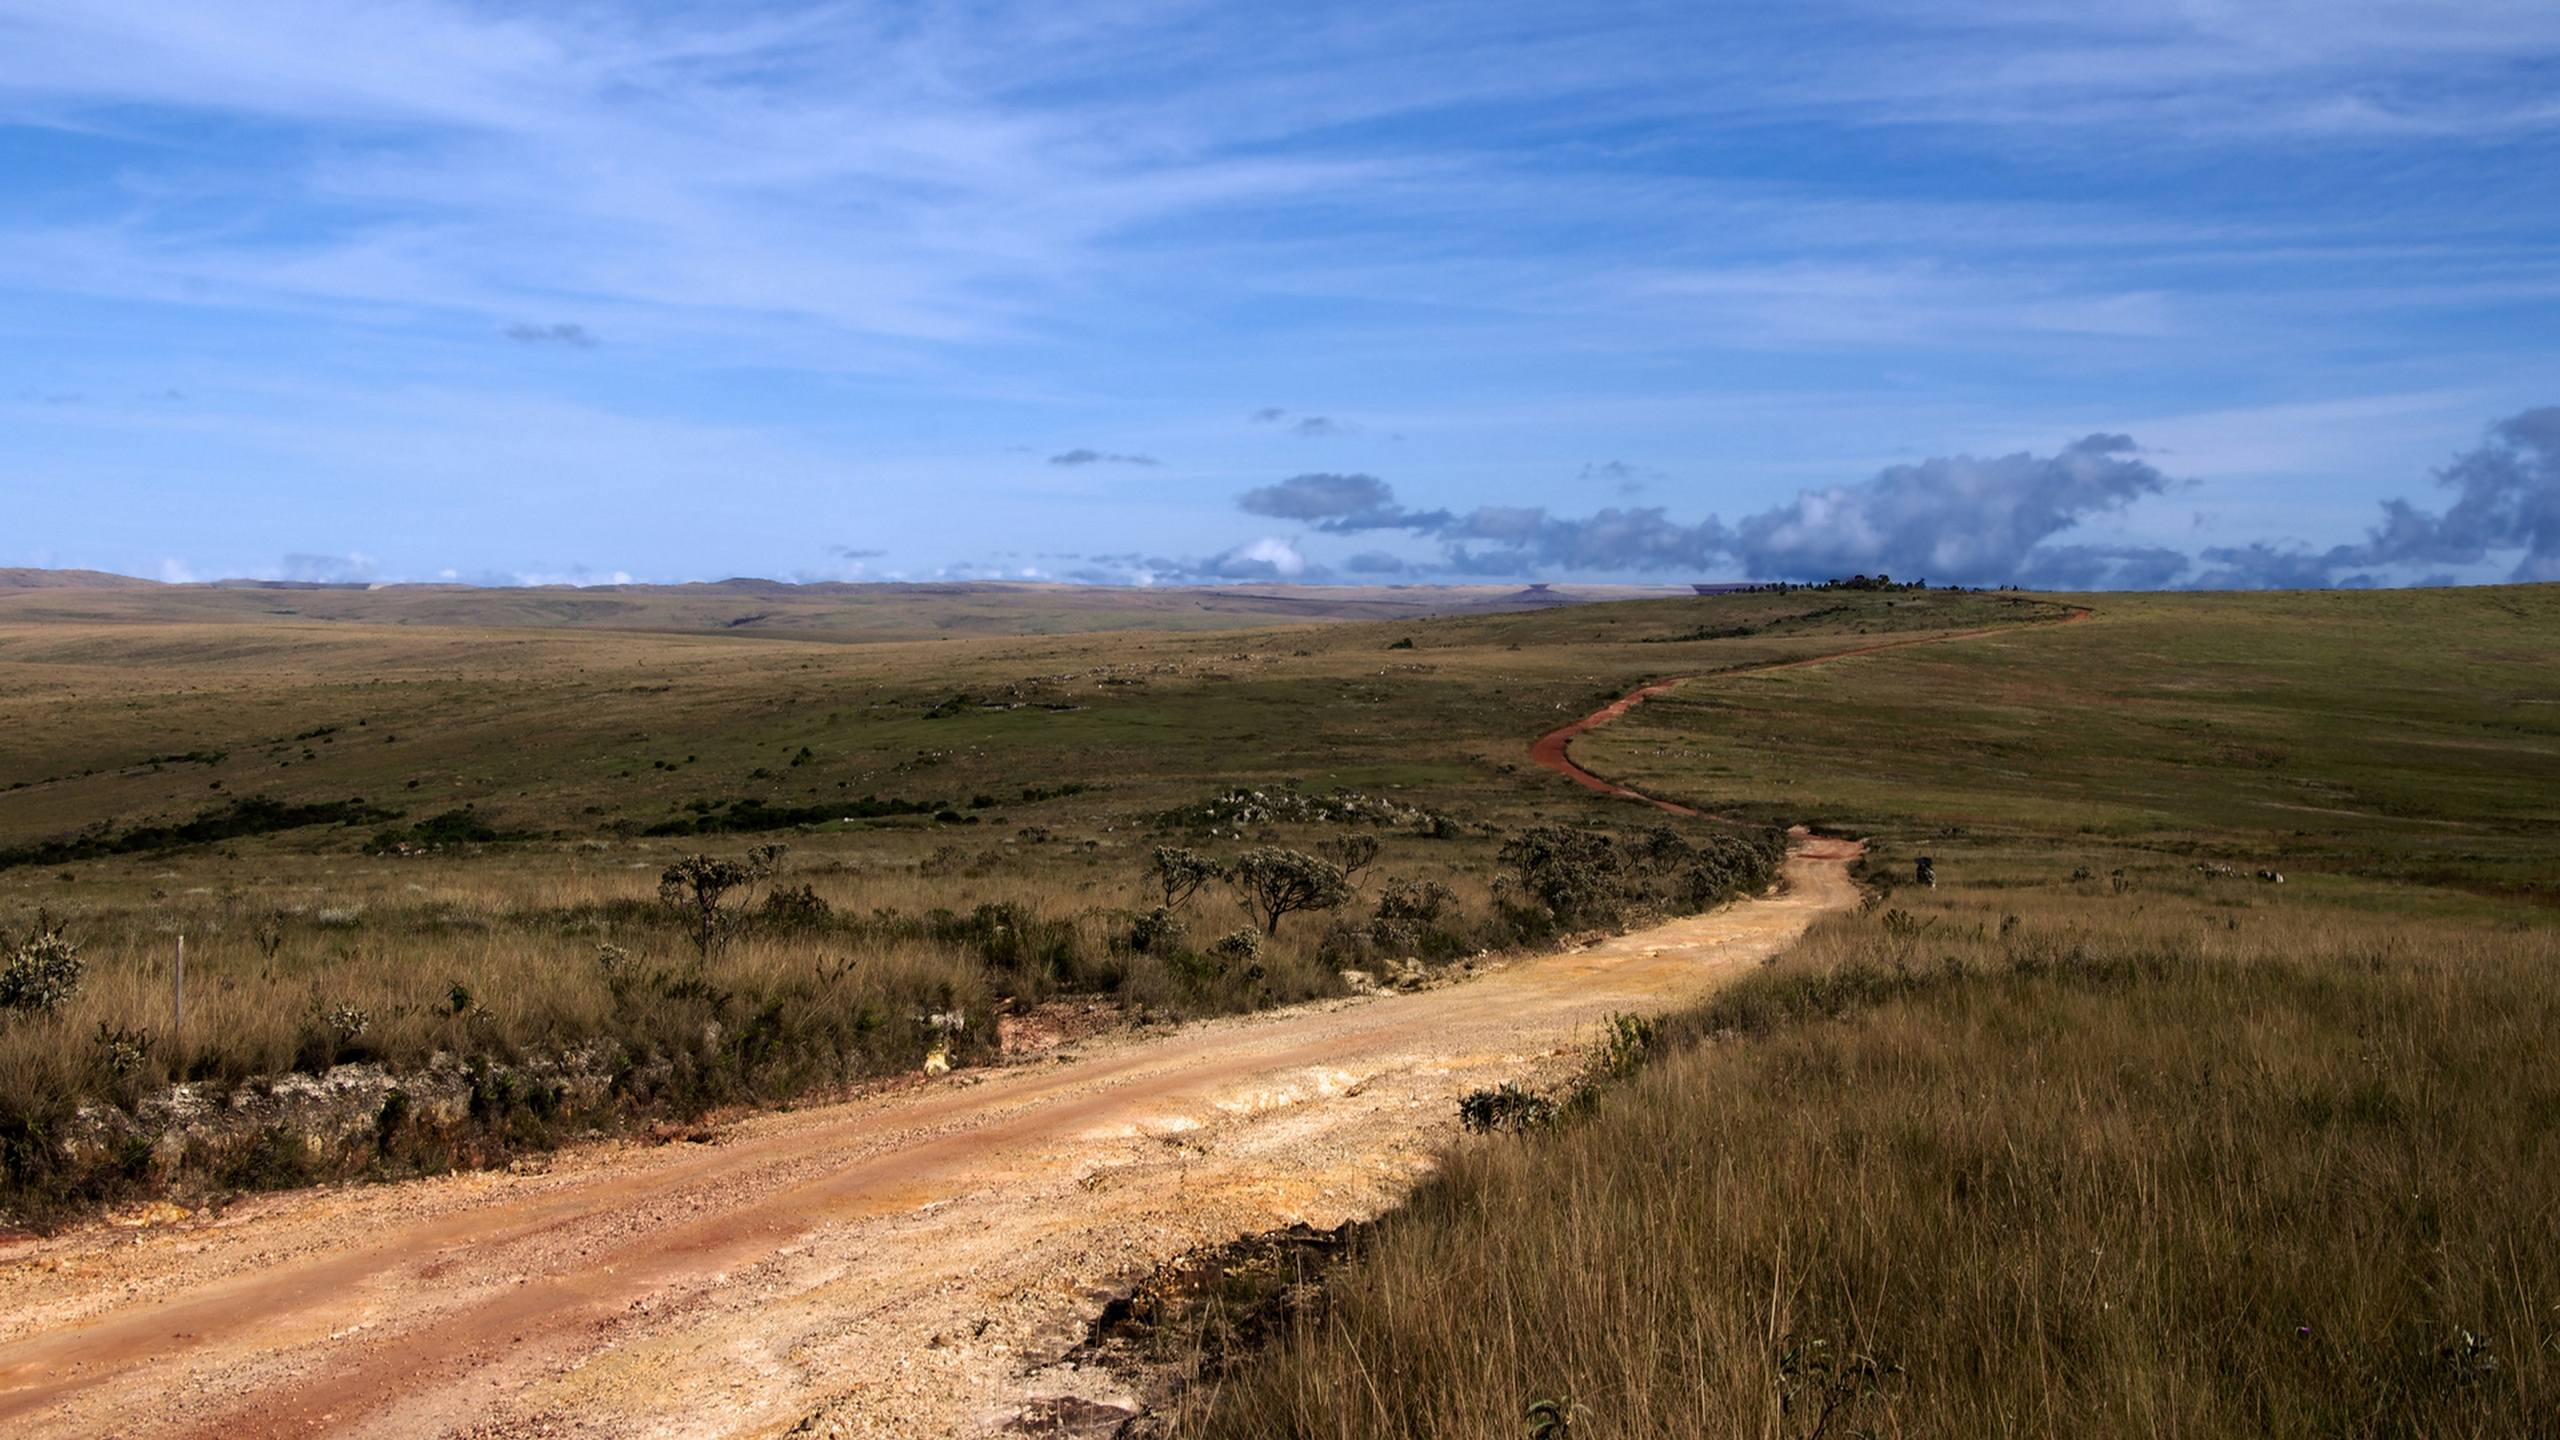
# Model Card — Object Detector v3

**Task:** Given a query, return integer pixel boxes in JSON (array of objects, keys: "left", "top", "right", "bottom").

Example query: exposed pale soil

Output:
[
  {"left": 0, "top": 839, "right": 1856, "bottom": 1438},
  {"left": 3, "top": 615, "right": 2083, "bottom": 1437}
]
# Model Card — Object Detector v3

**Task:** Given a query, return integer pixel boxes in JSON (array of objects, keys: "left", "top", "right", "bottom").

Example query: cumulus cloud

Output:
[
  {"left": 1230, "top": 436, "right": 2175, "bottom": 584},
  {"left": 2189, "top": 406, "right": 2560, "bottom": 587},
  {"left": 1211, "top": 410, "right": 2560, "bottom": 588},
  {"left": 1216, "top": 536, "right": 1309, "bottom": 578},
  {"left": 1060, "top": 536, "right": 1328, "bottom": 586},
  {"left": 1728, "top": 434, "right": 2172, "bottom": 582},
  {"left": 503, "top": 322, "right": 599, "bottom": 348},
  {"left": 1247, "top": 407, "right": 1288, "bottom": 423},
  {"left": 1047, "top": 448, "right": 1158, "bottom": 467},
  {"left": 1343, "top": 550, "right": 1408, "bottom": 574},
  {"left": 826, "top": 545, "right": 887, "bottom": 559}
]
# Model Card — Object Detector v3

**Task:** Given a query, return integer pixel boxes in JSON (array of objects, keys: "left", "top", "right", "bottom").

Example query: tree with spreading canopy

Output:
[
  {"left": 1228, "top": 846, "right": 1350, "bottom": 936},
  {"left": 1148, "top": 845, "right": 1223, "bottom": 909}
]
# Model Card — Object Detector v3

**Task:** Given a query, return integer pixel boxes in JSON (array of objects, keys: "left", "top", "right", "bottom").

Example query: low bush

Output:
[
  {"left": 0, "top": 914, "right": 83, "bottom": 1015},
  {"left": 1498, "top": 821, "right": 1782, "bottom": 931},
  {"left": 0, "top": 796, "right": 396, "bottom": 872}
]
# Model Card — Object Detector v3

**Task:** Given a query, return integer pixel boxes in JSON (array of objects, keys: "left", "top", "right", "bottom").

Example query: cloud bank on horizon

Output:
[
  {"left": 1, "top": 1, "right": 2555, "bottom": 589},
  {"left": 1178, "top": 408, "right": 2557, "bottom": 589}
]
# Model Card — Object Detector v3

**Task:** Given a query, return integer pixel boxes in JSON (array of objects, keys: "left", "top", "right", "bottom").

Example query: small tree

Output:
[
  {"left": 1148, "top": 845, "right": 1223, "bottom": 909},
  {"left": 1228, "top": 847, "right": 1350, "bottom": 936},
  {"left": 1319, "top": 833, "right": 1380, "bottom": 886},
  {"left": 658, "top": 843, "right": 787, "bottom": 961}
]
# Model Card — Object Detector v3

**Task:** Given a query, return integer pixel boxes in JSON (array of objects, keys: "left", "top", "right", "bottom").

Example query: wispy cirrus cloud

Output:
[{"left": 4, "top": 2, "right": 2556, "bottom": 586}]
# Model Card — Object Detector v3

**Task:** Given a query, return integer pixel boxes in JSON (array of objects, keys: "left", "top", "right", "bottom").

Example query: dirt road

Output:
[
  {"left": 0, "top": 836, "right": 1856, "bottom": 1438},
  {"left": 0, "top": 622, "right": 1966, "bottom": 1438},
  {"left": 1530, "top": 609, "right": 2089, "bottom": 815}
]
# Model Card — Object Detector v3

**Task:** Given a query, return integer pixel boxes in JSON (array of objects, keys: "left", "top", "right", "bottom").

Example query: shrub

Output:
[
  {"left": 1497, "top": 825, "right": 1783, "bottom": 931},
  {"left": 1130, "top": 905, "right": 1187, "bottom": 954},
  {"left": 657, "top": 843, "right": 787, "bottom": 961},
  {"left": 1498, "top": 825, "right": 1628, "bottom": 928},
  {"left": 0, "top": 795, "right": 395, "bottom": 872},
  {"left": 92, "top": 1022, "right": 152, "bottom": 1078},
  {"left": 0, "top": 916, "right": 81, "bottom": 1016},
  {"left": 1316, "top": 918, "right": 1376, "bottom": 968},
  {"left": 1211, "top": 929, "right": 1264, "bottom": 964},
  {"left": 932, "top": 901, "right": 1084, "bottom": 993},
  {"left": 1677, "top": 829, "right": 1786, "bottom": 908},
  {"left": 759, "top": 883, "right": 834, "bottom": 931},
  {"left": 1369, "top": 876, "right": 1460, "bottom": 957},
  {"left": 365, "top": 806, "right": 501, "bottom": 854},
  {"left": 1458, "top": 1081, "right": 1554, "bottom": 1133},
  {"left": 1374, "top": 876, "right": 1455, "bottom": 927}
]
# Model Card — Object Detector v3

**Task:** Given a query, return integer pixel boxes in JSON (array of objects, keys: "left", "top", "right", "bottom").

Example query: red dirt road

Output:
[
  {"left": 0, "top": 843, "right": 1859, "bottom": 1438},
  {"left": 0, "top": 615, "right": 2105, "bottom": 1437},
  {"left": 1529, "top": 609, "right": 2090, "bottom": 815}
]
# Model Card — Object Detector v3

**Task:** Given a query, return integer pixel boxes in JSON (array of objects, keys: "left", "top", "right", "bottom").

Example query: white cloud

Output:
[{"left": 1222, "top": 535, "right": 1306, "bottom": 577}]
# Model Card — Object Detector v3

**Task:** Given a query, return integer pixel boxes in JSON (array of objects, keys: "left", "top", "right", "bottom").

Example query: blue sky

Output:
[{"left": 4, "top": 0, "right": 2557, "bottom": 588}]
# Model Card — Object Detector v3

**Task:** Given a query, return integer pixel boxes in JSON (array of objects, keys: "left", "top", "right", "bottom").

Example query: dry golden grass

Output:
[
  {"left": 1177, "top": 888, "right": 2560, "bottom": 1438},
  {"left": 1167, "top": 585, "right": 2560, "bottom": 1437}
]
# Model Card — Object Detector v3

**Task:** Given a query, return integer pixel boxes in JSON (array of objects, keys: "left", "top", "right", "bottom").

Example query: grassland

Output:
[
  {"left": 0, "top": 573, "right": 1691, "bottom": 643},
  {"left": 1586, "top": 585, "right": 2560, "bottom": 909},
  {"left": 1173, "top": 584, "right": 2560, "bottom": 1438},
  {"left": 0, "top": 581, "right": 2034, "bottom": 1222},
  {"left": 12, "top": 578, "right": 2554, "bottom": 1435}
]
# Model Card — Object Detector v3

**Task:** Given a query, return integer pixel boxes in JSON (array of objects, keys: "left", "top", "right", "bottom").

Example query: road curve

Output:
[
  {"left": 0, "top": 623, "right": 2008, "bottom": 1438},
  {"left": 1529, "top": 610, "right": 2091, "bottom": 816}
]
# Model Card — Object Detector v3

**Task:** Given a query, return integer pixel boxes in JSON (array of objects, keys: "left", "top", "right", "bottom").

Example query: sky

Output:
[{"left": 3, "top": 0, "right": 2557, "bottom": 589}]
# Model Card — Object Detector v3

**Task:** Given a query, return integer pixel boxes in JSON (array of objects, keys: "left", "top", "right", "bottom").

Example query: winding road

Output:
[{"left": 0, "top": 615, "right": 2085, "bottom": 1437}]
